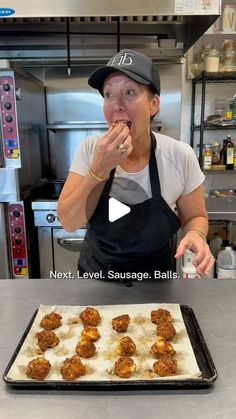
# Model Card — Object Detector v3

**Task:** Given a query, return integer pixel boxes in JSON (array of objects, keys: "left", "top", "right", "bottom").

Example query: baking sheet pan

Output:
[{"left": 3, "top": 304, "right": 217, "bottom": 389}]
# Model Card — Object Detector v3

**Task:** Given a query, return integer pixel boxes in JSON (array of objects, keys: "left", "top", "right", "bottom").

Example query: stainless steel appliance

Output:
[
  {"left": 0, "top": 64, "right": 48, "bottom": 278},
  {"left": 32, "top": 200, "right": 86, "bottom": 278},
  {"left": 0, "top": 1, "right": 221, "bottom": 64}
]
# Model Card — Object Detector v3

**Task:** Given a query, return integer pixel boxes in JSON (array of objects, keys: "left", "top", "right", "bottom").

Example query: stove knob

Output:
[
  {"left": 5, "top": 115, "right": 13, "bottom": 123},
  {"left": 14, "top": 227, "right": 21, "bottom": 234},
  {"left": 15, "top": 238, "right": 22, "bottom": 245},
  {"left": 2, "top": 83, "right": 10, "bottom": 92},
  {"left": 13, "top": 210, "right": 20, "bottom": 218},
  {"left": 46, "top": 213, "right": 55, "bottom": 223},
  {"left": 4, "top": 102, "right": 12, "bottom": 110}
]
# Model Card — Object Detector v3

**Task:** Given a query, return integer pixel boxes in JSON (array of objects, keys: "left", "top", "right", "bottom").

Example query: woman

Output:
[{"left": 57, "top": 49, "right": 214, "bottom": 280}]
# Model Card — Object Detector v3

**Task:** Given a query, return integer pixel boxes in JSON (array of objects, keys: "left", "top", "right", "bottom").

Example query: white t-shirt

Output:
[{"left": 70, "top": 131, "right": 205, "bottom": 211}]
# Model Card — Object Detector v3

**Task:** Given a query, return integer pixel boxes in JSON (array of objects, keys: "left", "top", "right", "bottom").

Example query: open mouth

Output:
[{"left": 114, "top": 120, "right": 132, "bottom": 129}]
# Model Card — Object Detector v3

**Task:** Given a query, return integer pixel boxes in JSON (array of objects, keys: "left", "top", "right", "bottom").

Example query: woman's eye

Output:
[
  {"left": 104, "top": 92, "right": 112, "bottom": 99},
  {"left": 125, "top": 89, "right": 135, "bottom": 96}
]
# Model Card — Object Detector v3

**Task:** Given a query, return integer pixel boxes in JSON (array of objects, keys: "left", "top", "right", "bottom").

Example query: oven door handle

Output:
[{"left": 57, "top": 237, "right": 84, "bottom": 251}]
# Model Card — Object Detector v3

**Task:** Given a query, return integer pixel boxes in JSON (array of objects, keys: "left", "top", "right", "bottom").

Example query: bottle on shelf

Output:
[
  {"left": 212, "top": 141, "right": 221, "bottom": 165},
  {"left": 226, "top": 134, "right": 234, "bottom": 169},
  {"left": 220, "top": 139, "right": 227, "bottom": 165},
  {"left": 203, "top": 144, "right": 212, "bottom": 170},
  {"left": 234, "top": 151, "right": 236, "bottom": 170},
  {"left": 231, "top": 94, "right": 236, "bottom": 121}
]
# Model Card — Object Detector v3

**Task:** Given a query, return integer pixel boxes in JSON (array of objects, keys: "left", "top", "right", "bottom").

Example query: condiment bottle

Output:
[
  {"left": 233, "top": 151, "right": 236, "bottom": 170},
  {"left": 226, "top": 134, "right": 234, "bottom": 169},
  {"left": 212, "top": 141, "right": 221, "bottom": 165},
  {"left": 220, "top": 139, "right": 227, "bottom": 165},
  {"left": 203, "top": 144, "right": 212, "bottom": 170}
]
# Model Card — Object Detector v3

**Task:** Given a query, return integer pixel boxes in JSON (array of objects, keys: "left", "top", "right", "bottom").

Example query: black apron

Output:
[{"left": 78, "top": 132, "right": 181, "bottom": 278}]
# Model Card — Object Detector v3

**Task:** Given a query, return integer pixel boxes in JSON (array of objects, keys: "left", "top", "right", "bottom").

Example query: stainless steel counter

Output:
[{"left": 1, "top": 278, "right": 236, "bottom": 419}]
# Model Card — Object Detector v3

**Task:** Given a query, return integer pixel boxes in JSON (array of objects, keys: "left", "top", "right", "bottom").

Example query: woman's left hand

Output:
[{"left": 175, "top": 230, "right": 214, "bottom": 276}]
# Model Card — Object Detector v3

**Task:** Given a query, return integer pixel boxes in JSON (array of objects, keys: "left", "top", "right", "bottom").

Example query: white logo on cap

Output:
[{"left": 109, "top": 52, "right": 134, "bottom": 67}]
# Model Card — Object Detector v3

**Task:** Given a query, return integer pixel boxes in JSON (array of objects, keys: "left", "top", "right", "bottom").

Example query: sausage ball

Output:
[
  {"left": 150, "top": 336, "right": 175, "bottom": 359},
  {"left": 60, "top": 355, "right": 86, "bottom": 381},
  {"left": 36, "top": 330, "right": 60, "bottom": 352},
  {"left": 114, "top": 356, "right": 136, "bottom": 378},
  {"left": 79, "top": 307, "right": 101, "bottom": 326},
  {"left": 40, "top": 312, "right": 62, "bottom": 330},
  {"left": 81, "top": 325, "right": 100, "bottom": 342},
  {"left": 75, "top": 339, "right": 96, "bottom": 358},
  {"left": 153, "top": 357, "right": 177, "bottom": 377},
  {"left": 116, "top": 336, "right": 136, "bottom": 356},
  {"left": 26, "top": 357, "right": 51, "bottom": 380},
  {"left": 151, "top": 308, "right": 172, "bottom": 325},
  {"left": 112, "top": 314, "right": 130, "bottom": 333},
  {"left": 156, "top": 322, "right": 176, "bottom": 341}
]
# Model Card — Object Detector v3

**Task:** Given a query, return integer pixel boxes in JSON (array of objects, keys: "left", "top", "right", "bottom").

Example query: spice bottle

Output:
[
  {"left": 203, "top": 144, "right": 212, "bottom": 170},
  {"left": 226, "top": 134, "right": 234, "bottom": 170}
]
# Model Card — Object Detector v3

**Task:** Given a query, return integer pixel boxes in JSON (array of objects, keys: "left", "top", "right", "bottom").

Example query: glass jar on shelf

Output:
[
  {"left": 203, "top": 48, "right": 221, "bottom": 72},
  {"left": 223, "top": 4, "right": 236, "bottom": 32},
  {"left": 203, "top": 144, "right": 213, "bottom": 170},
  {"left": 222, "top": 39, "right": 236, "bottom": 71}
]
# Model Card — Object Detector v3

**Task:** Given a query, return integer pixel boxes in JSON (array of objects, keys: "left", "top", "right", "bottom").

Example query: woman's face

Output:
[{"left": 103, "top": 72, "right": 159, "bottom": 141}]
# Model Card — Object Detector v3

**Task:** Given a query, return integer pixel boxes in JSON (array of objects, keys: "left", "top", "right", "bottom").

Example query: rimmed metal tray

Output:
[{"left": 3, "top": 304, "right": 217, "bottom": 390}]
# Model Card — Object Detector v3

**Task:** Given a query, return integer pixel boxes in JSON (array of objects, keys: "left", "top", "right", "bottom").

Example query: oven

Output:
[
  {"left": 32, "top": 199, "right": 86, "bottom": 278},
  {"left": 0, "top": 64, "right": 47, "bottom": 278}
]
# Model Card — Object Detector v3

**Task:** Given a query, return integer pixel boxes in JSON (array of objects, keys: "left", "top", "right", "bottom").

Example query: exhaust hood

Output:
[{"left": 0, "top": 0, "right": 221, "bottom": 64}]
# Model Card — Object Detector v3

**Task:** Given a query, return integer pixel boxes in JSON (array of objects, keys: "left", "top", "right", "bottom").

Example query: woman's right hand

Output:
[{"left": 90, "top": 124, "right": 133, "bottom": 179}]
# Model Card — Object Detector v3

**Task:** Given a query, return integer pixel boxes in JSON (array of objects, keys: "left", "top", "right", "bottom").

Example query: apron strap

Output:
[
  {"left": 149, "top": 132, "right": 161, "bottom": 197},
  {"left": 102, "top": 168, "right": 116, "bottom": 197}
]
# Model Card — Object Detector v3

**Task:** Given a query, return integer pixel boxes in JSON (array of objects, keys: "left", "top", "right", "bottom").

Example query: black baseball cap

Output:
[{"left": 88, "top": 49, "right": 161, "bottom": 96}]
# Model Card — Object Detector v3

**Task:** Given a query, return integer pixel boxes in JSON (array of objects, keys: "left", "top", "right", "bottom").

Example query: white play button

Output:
[{"left": 108, "top": 197, "right": 131, "bottom": 222}]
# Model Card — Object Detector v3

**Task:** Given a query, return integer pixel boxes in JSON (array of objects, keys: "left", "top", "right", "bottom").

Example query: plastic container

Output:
[
  {"left": 181, "top": 249, "right": 214, "bottom": 279},
  {"left": 217, "top": 247, "right": 236, "bottom": 278}
]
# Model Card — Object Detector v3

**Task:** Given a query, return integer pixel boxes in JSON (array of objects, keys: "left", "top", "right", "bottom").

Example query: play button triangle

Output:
[{"left": 108, "top": 197, "right": 131, "bottom": 222}]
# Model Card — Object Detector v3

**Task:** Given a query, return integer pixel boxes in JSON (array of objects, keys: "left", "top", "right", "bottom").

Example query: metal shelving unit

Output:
[{"left": 190, "top": 71, "right": 236, "bottom": 168}]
